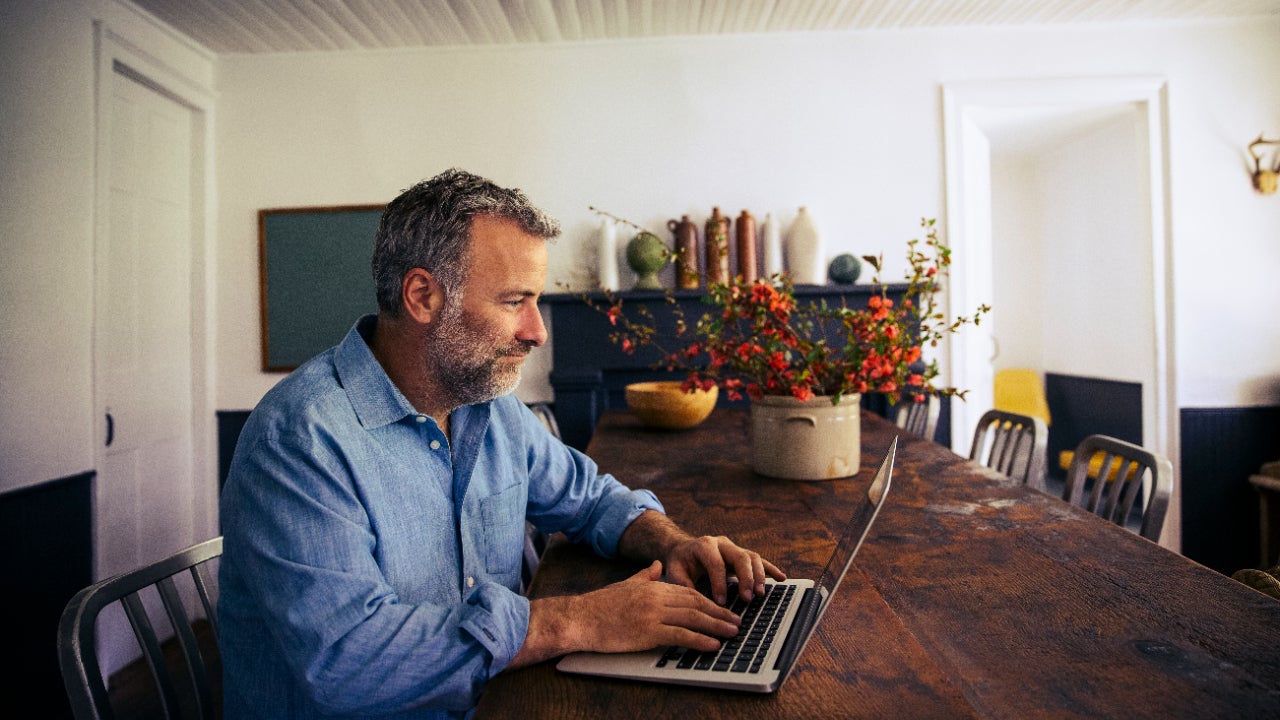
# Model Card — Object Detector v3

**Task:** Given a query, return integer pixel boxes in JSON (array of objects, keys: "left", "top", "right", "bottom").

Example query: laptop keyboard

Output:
[{"left": 655, "top": 582, "right": 796, "bottom": 674}]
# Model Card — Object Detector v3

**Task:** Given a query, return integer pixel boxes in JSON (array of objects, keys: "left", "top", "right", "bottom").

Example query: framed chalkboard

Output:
[{"left": 258, "top": 205, "right": 385, "bottom": 371}]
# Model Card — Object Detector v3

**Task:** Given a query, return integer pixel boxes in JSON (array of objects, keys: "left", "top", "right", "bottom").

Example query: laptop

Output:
[{"left": 556, "top": 437, "right": 897, "bottom": 694}]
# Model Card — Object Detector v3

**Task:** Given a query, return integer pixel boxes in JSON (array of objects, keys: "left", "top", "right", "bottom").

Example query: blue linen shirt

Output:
[{"left": 219, "top": 316, "right": 663, "bottom": 718}]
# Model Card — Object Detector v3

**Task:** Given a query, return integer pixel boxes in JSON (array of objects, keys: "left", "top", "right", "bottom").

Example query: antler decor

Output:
[{"left": 1248, "top": 133, "right": 1280, "bottom": 195}]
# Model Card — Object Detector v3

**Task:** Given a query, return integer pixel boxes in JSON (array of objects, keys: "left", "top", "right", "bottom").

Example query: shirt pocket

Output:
[{"left": 478, "top": 482, "right": 526, "bottom": 576}]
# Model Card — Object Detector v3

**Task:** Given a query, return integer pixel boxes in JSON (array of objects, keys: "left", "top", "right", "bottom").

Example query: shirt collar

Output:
[{"left": 334, "top": 315, "right": 419, "bottom": 430}]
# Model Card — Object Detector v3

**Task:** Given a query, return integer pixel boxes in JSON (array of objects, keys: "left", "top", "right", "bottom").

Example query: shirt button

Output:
[
  {"left": 415, "top": 415, "right": 427, "bottom": 423},
  {"left": 429, "top": 440, "right": 441, "bottom": 450},
  {"left": 466, "top": 576, "right": 475, "bottom": 588}
]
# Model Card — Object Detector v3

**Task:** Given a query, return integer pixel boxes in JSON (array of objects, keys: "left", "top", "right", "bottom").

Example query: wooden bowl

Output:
[{"left": 625, "top": 381, "right": 718, "bottom": 429}]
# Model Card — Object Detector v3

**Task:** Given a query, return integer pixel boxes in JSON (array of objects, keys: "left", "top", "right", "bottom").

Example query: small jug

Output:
[
  {"left": 704, "top": 207, "right": 731, "bottom": 286},
  {"left": 736, "top": 210, "right": 757, "bottom": 281},
  {"left": 667, "top": 215, "right": 700, "bottom": 289}
]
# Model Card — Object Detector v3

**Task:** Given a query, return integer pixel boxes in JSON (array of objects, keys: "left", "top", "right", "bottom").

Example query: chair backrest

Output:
[
  {"left": 894, "top": 395, "right": 940, "bottom": 442},
  {"left": 58, "top": 536, "right": 223, "bottom": 720},
  {"left": 1063, "top": 435, "right": 1173, "bottom": 542},
  {"left": 969, "top": 409, "right": 1048, "bottom": 491}
]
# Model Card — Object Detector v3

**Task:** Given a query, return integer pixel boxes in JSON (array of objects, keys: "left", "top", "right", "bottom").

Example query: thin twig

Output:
[{"left": 588, "top": 206, "right": 655, "bottom": 235}]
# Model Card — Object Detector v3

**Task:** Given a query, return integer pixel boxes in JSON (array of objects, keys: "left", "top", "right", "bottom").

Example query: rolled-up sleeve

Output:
[{"left": 458, "top": 583, "right": 530, "bottom": 675}]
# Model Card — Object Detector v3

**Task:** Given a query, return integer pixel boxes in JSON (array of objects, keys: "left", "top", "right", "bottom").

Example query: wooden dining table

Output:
[{"left": 475, "top": 408, "right": 1280, "bottom": 719}]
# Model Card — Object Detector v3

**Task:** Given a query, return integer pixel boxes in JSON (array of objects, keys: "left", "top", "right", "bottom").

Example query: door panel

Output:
[{"left": 97, "top": 72, "right": 194, "bottom": 586}]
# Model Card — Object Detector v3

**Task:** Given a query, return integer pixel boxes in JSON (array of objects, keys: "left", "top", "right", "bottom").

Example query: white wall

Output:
[
  {"left": 0, "top": 0, "right": 213, "bottom": 493},
  {"left": 1037, "top": 112, "right": 1154, "bottom": 387},
  {"left": 213, "top": 32, "right": 956, "bottom": 408},
  {"left": 0, "top": 1, "right": 96, "bottom": 491},
  {"left": 990, "top": 156, "right": 1044, "bottom": 371},
  {"left": 213, "top": 20, "right": 1280, "bottom": 416}
]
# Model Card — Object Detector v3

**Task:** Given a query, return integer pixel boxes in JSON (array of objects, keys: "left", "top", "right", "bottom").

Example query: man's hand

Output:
[
  {"left": 663, "top": 534, "right": 785, "bottom": 605},
  {"left": 509, "top": 560, "right": 740, "bottom": 668},
  {"left": 618, "top": 510, "right": 786, "bottom": 606}
]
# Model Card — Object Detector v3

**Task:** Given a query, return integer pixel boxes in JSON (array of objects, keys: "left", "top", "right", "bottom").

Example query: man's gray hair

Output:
[{"left": 372, "top": 168, "right": 560, "bottom": 316}]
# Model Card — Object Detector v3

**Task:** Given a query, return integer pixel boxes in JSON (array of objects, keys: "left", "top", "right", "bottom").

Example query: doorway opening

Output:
[{"left": 942, "top": 77, "right": 1178, "bottom": 549}]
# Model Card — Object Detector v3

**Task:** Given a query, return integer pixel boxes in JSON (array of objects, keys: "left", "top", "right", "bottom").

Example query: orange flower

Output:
[{"left": 791, "top": 385, "right": 815, "bottom": 402}]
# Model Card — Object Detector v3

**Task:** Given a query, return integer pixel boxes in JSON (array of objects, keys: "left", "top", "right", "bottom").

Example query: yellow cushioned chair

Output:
[{"left": 993, "top": 369, "right": 1051, "bottom": 426}]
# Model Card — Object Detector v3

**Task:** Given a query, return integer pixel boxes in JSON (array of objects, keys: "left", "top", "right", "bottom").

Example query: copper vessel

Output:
[
  {"left": 704, "top": 207, "right": 731, "bottom": 286},
  {"left": 667, "top": 215, "right": 700, "bottom": 289},
  {"left": 736, "top": 210, "right": 757, "bottom": 281}
]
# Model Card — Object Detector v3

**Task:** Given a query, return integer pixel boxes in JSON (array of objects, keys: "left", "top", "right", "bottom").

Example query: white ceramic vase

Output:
[
  {"left": 597, "top": 218, "right": 619, "bottom": 291},
  {"left": 762, "top": 212, "right": 783, "bottom": 278},
  {"left": 786, "top": 206, "right": 824, "bottom": 285},
  {"left": 749, "top": 393, "right": 861, "bottom": 480}
]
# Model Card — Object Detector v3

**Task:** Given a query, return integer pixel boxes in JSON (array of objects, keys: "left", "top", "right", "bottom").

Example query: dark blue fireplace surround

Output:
[{"left": 542, "top": 285, "right": 920, "bottom": 450}]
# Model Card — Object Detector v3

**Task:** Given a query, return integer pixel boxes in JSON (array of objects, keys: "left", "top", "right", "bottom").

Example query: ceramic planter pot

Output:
[{"left": 750, "top": 393, "right": 861, "bottom": 480}]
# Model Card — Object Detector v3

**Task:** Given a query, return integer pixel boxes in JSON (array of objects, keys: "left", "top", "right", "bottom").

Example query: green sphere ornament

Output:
[
  {"left": 828, "top": 253, "right": 862, "bottom": 285},
  {"left": 626, "top": 231, "right": 668, "bottom": 290}
]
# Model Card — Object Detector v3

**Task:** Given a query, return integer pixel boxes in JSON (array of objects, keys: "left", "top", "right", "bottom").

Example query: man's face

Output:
[{"left": 425, "top": 214, "right": 548, "bottom": 407}]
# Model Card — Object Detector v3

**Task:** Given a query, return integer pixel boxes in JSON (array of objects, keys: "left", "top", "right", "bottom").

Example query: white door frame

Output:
[
  {"left": 93, "top": 20, "right": 218, "bottom": 575},
  {"left": 941, "top": 76, "right": 1179, "bottom": 548}
]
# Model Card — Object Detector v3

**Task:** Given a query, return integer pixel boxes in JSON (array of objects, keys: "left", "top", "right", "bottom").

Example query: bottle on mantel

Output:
[
  {"left": 736, "top": 209, "right": 757, "bottom": 281},
  {"left": 596, "top": 217, "right": 619, "bottom": 291},
  {"left": 704, "top": 207, "right": 731, "bottom": 286},
  {"left": 786, "top": 206, "right": 824, "bottom": 285},
  {"left": 668, "top": 215, "right": 700, "bottom": 289},
  {"left": 762, "top": 212, "right": 783, "bottom": 278}
]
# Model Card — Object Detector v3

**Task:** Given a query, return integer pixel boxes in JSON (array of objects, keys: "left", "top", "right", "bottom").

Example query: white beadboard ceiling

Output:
[{"left": 129, "top": 0, "right": 1280, "bottom": 55}]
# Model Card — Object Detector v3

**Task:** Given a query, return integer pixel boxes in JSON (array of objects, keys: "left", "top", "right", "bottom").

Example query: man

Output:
[{"left": 219, "top": 168, "right": 784, "bottom": 718}]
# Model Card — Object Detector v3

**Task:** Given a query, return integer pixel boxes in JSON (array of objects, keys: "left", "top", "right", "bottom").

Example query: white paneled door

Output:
[{"left": 95, "top": 69, "right": 196, "bottom": 586}]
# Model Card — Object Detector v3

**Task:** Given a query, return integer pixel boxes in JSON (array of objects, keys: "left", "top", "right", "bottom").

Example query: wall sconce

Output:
[{"left": 1248, "top": 133, "right": 1280, "bottom": 195}]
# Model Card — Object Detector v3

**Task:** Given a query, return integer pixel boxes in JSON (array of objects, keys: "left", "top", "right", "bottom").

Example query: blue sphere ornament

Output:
[{"left": 828, "top": 253, "right": 862, "bottom": 285}]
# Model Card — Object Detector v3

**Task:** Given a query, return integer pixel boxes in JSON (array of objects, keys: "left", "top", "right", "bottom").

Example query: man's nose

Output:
[{"left": 517, "top": 304, "right": 548, "bottom": 347}]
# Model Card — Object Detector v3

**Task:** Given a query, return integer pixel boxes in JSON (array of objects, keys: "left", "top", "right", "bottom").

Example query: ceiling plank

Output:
[{"left": 127, "top": 0, "right": 1280, "bottom": 55}]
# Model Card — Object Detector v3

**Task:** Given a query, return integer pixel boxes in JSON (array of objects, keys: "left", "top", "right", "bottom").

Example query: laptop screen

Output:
[
  {"left": 775, "top": 436, "right": 896, "bottom": 681},
  {"left": 816, "top": 437, "right": 895, "bottom": 595}
]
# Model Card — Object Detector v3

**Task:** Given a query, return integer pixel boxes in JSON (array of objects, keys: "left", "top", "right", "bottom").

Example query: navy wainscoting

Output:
[
  {"left": 0, "top": 472, "right": 92, "bottom": 718},
  {"left": 1181, "top": 406, "right": 1280, "bottom": 575},
  {"left": 217, "top": 410, "right": 252, "bottom": 493}
]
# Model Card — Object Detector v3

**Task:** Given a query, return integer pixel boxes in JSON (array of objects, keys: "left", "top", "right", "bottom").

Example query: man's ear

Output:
[{"left": 401, "top": 268, "right": 445, "bottom": 325}]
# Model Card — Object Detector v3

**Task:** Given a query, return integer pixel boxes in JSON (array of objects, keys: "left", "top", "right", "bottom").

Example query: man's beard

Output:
[{"left": 425, "top": 303, "right": 532, "bottom": 409}]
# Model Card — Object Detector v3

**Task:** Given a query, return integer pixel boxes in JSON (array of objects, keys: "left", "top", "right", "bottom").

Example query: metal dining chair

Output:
[
  {"left": 969, "top": 409, "right": 1048, "bottom": 491},
  {"left": 58, "top": 536, "right": 222, "bottom": 720},
  {"left": 893, "top": 394, "right": 940, "bottom": 442},
  {"left": 1062, "top": 435, "right": 1173, "bottom": 542}
]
